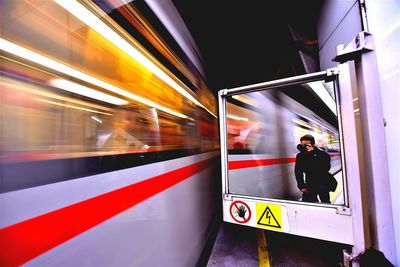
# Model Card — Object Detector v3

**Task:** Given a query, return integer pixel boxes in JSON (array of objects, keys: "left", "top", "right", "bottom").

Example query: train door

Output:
[{"left": 218, "top": 32, "right": 393, "bottom": 265}]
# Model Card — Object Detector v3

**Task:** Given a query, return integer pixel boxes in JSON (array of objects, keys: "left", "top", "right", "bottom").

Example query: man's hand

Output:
[{"left": 301, "top": 188, "right": 309, "bottom": 193}]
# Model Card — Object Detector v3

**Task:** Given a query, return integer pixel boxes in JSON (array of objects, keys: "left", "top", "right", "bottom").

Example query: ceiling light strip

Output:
[
  {"left": 34, "top": 98, "right": 113, "bottom": 115},
  {"left": 227, "top": 114, "right": 249, "bottom": 121},
  {"left": 50, "top": 79, "right": 129, "bottom": 106},
  {"left": 0, "top": 37, "right": 188, "bottom": 119},
  {"left": 307, "top": 81, "right": 337, "bottom": 115},
  {"left": 55, "top": 0, "right": 216, "bottom": 117}
]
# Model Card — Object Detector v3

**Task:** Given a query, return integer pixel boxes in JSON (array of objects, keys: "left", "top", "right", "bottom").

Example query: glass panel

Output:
[{"left": 226, "top": 80, "right": 344, "bottom": 205}]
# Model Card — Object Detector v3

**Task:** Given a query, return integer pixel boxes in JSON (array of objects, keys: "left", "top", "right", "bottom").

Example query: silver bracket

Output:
[
  {"left": 336, "top": 206, "right": 352, "bottom": 216},
  {"left": 219, "top": 89, "right": 228, "bottom": 96},
  {"left": 333, "top": 31, "right": 375, "bottom": 63},
  {"left": 325, "top": 67, "right": 340, "bottom": 82},
  {"left": 343, "top": 249, "right": 356, "bottom": 267},
  {"left": 224, "top": 194, "right": 233, "bottom": 201},
  {"left": 327, "top": 67, "right": 340, "bottom": 76}
]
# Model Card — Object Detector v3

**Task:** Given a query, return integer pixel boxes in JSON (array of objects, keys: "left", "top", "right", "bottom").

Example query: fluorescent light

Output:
[
  {"left": 232, "top": 94, "right": 256, "bottom": 106},
  {"left": 0, "top": 38, "right": 188, "bottom": 119},
  {"left": 292, "top": 118, "right": 311, "bottom": 129},
  {"left": 54, "top": 0, "right": 216, "bottom": 118},
  {"left": 51, "top": 79, "right": 129, "bottom": 106},
  {"left": 313, "top": 127, "right": 322, "bottom": 133},
  {"left": 307, "top": 81, "right": 337, "bottom": 115},
  {"left": 2, "top": 75, "right": 113, "bottom": 112},
  {"left": 91, "top": 116, "right": 103, "bottom": 123},
  {"left": 227, "top": 114, "right": 249, "bottom": 121},
  {"left": 34, "top": 98, "right": 113, "bottom": 115}
]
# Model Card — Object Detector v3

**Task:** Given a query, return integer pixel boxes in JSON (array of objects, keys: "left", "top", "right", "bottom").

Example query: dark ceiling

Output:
[
  {"left": 171, "top": 1, "right": 337, "bottom": 127},
  {"left": 172, "top": 0, "right": 322, "bottom": 92}
]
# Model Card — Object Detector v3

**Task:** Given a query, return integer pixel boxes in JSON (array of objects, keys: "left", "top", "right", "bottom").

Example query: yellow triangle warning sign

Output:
[{"left": 256, "top": 204, "right": 282, "bottom": 230}]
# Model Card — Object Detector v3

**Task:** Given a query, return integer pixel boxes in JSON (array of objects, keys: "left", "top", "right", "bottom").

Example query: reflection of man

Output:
[{"left": 295, "top": 134, "right": 331, "bottom": 203}]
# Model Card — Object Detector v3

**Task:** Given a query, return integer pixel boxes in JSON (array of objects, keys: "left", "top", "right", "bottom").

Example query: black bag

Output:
[{"left": 326, "top": 172, "right": 338, "bottom": 192}]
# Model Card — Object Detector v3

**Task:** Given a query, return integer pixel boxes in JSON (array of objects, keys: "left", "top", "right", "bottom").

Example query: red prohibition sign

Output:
[{"left": 230, "top": 201, "right": 251, "bottom": 223}]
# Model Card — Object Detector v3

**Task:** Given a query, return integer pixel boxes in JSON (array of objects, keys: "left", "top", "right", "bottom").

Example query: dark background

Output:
[{"left": 172, "top": 1, "right": 323, "bottom": 91}]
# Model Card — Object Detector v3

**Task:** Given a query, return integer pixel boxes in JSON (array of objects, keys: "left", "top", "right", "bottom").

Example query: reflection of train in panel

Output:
[
  {"left": 0, "top": 1, "right": 218, "bottom": 266},
  {"left": 225, "top": 86, "right": 342, "bottom": 202}
]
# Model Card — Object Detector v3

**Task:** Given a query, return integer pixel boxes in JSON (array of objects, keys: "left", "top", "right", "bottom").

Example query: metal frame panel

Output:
[
  {"left": 218, "top": 67, "right": 365, "bottom": 246},
  {"left": 334, "top": 31, "right": 396, "bottom": 263},
  {"left": 337, "top": 62, "right": 367, "bottom": 256},
  {"left": 355, "top": 44, "right": 396, "bottom": 262}
]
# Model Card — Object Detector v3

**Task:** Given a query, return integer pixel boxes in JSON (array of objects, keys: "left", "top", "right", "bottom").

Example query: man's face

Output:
[{"left": 301, "top": 140, "right": 314, "bottom": 152}]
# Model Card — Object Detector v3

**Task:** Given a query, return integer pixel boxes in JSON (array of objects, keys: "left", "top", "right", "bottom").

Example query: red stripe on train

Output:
[
  {"left": 228, "top": 154, "right": 340, "bottom": 170},
  {"left": 0, "top": 159, "right": 212, "bottom": 267},
  {"left": 228, "top": 158, "right": 296, "bottom": 170}
]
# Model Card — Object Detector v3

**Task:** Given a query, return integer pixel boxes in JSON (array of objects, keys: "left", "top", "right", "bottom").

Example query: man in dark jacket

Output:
[{"left": 295, "top": 134, "right": 331, "bottom": 203}]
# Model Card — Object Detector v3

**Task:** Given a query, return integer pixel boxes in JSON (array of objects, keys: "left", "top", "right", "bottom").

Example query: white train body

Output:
[{"left": 0, "top": 1, "right": 218, "bottom": 266}]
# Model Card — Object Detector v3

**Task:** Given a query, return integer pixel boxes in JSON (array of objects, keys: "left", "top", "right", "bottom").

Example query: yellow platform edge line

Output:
[{"left": 256, "top": 229, "right": 271, "bottom": 267}]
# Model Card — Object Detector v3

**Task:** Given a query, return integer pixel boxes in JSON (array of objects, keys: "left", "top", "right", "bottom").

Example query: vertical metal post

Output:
[
  {"left": 335, "top": 32, "right": 397, "bottom": 264},
  {"left": 355, "top": 43, "right": 396, "bottom": 264},
  {"left": 337, "top": 63, "right": 367, "bottom": 267},
  {"left": 218, "top": 90, "right": 229, "bottom": 198}
]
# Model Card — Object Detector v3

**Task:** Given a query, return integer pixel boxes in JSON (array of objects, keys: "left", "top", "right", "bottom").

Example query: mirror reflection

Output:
[{"left": 226, "top": 80, "right": 344, "bottom": 205}]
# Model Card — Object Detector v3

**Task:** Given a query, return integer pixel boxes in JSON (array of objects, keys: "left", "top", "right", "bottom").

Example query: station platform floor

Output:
[{"left": 206, "top": 223, "right": 347, "bottom": 267}]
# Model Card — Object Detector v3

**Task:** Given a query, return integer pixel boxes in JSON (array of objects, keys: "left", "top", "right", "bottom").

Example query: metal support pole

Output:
[
  {"left": 355, "top": 44, "right": 396, "bottom": 264},
  {"left": 335, "top": 32, "right": 396, "bottom": 264},
  {"left": 218, "top": 90, "right": 229, "bottom": 198},
  {"left": 337, "top": 62, "right": 367, "bottom": 267}
]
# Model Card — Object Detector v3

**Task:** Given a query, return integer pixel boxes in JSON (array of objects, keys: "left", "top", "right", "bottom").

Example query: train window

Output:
[
  {"left": 0, "top": 0, "right": 218, "bottom": 163},
  {"left": 225, "top": 80, "right": 345, "bottom": 205}
]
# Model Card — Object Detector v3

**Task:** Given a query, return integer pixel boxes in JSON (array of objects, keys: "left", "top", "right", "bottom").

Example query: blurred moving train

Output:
[
  {"left": 224, "top": 85, "right": 343, "bottom": 203},
  {"left": 0, "top": 1, "right": 219, "bottom": 266}
]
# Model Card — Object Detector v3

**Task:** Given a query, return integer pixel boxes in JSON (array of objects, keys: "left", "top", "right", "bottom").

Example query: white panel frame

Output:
[{"left": 218, "top": 67, "right": 365, "bottom": 248}]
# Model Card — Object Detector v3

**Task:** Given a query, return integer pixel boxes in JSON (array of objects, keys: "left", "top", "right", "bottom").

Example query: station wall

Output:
[
  {"left": 366, "top": 0, "right": 400, "bottom": 265},
  {"left": 317, "top": 0, "right": 399, "bottom": 265}
]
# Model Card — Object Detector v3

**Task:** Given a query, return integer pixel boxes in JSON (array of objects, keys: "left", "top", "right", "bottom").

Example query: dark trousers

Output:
[{"left": 302, "top": 190, "right": 331, "bottom": 203}]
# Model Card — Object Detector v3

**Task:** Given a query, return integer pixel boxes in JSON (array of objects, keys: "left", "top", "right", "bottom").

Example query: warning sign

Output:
[
  {"left": 230, "top": 201, "right": 252, "bottom": 224},
  {"left": 256, "top": 203, "right": 283, "bottom": 231}
]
